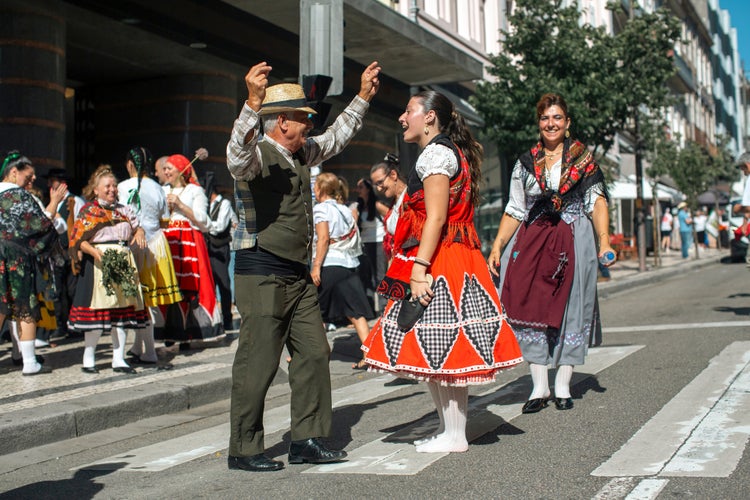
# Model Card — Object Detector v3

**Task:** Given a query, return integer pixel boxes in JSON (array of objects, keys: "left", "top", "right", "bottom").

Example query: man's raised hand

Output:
[
  {"left": 245, "top": 62, "right": 272, "bottom": 112},
  {"left": 358, "top": 61, "right": 381, "bottom": 102}
]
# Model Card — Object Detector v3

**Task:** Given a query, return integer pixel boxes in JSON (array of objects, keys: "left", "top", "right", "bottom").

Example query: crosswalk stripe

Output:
[
  {"left": 76, "top": 374, "right": 396, "bottom": 472},
  {"left": 624, "top": 479, "right": 669, "bottom": 500},
  {"left": 603, "top": 321, "right": 750, "bottom": 333},
  {"left": 76, "top": 345, "right": 642, "bottom": 474},
  {"left": 591, "top": 341, "right": 750, "bottom": 478},
  {"left": 661, "top": 352, "right": 750, "bottom": 477},
  {"left": 306, "top": 345, "right": 644, "bottom": 475}
]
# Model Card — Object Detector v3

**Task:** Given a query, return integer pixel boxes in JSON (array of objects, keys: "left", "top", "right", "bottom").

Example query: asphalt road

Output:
[{"left": 1, "top": 259, "right": 749, "bottom": 500}]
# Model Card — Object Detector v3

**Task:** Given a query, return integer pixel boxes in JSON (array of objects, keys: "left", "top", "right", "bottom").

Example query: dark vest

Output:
[
  {"left": 57, "top": 193, "right": 72, "bottom": 249},
  {"left": 207, "top": 198, "right": 232, "bottom": 250},
  {"left": 234, "top": 140, "right": 313, "bottom": 264}
]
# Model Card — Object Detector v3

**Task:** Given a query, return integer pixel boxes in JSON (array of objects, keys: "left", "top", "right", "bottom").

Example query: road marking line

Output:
[
  {"left": 603, "top": 321, "right": 750, "bottom": 334},
  {"left": 661, "top": 356, "right": 750, "bottom": 477},
  {"left": 624, "top": 479, "right": 669, "bottom": 500},
  {"left": 307, "top": 345, "right": 643, "bottom": 475},
  {"left": 592, "top": 477, "right": 638, "bottom": 499},
  {"left": 77, "top": 345, "right": 642, "bottom": 474},
  {"left": 591, "top": 341, "right": 750, "bottom": 477},
  {"left": 75, "top": 374, "right": 396, "bottom": 472}
]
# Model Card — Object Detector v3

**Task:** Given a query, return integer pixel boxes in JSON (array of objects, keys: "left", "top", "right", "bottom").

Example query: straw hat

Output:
[
  {"left": 259, "top": 83, "right": 317, "bottom": 116},
  {"left": 677, "top": 201, "right": 688, "bottom": 209}
]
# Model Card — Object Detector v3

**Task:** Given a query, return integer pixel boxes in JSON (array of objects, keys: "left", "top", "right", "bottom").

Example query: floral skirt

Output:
[
  {"left": 363, "top": 241, "right": 523, "bottom": 386},
  {"left": 0, "top": 243, "right": 47, "bottom": 322}
]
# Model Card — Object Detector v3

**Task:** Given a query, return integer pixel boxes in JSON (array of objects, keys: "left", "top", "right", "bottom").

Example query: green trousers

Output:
[{"left": 229, "top": 273, "right": 332, "bottom": 457}]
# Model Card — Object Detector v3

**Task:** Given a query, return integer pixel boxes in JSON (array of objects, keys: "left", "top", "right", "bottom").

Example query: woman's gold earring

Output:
[
  {"left": 424, "top": 125, "right": 429, "bottom": 135},
  {"left": 565, "top": 129, "right": 570, "bottom": 138}
]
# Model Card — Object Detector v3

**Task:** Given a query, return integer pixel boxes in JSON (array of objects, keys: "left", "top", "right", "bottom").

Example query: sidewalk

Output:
[{"left": 0, "top": 246, "right": 728, "bottom": 455}]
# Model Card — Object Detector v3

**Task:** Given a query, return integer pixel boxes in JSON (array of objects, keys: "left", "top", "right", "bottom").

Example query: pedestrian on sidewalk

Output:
[
  {"left": 225, "top": 60, "right": 381, "bottom": 472},
  {"left": 0, "top": 150, "right": 63, "bottom": 375},
  {"left": 660, "top": 205, "right": 673, "bottom": 254},
  {"left": 677, "top": 201, "right": 693, "bottom": 258},
  {"left": 68, "top": 165, "right": 149, "bottom": 374},
  {"left": 362, "top": 90, "right": 523, "bottom": 454},
  {"left": 488, "top": 93, "right": 615, "bottom": 413}
]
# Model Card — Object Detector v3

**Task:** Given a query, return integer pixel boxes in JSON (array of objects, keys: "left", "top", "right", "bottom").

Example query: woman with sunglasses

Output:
[
  {"left": 370, "top": 153, "right": 407, "bottom": 265},
  {"left": 352, "top": 177, "right": 388, "bottom": 314}
]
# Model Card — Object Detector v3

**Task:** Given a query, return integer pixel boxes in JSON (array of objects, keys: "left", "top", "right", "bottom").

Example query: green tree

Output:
[
  {"left": 473, "top": 0, "right": 621, "bottom": 165},
  {"left": 473, "top": 0, "right": 680, "bottom": 196}
]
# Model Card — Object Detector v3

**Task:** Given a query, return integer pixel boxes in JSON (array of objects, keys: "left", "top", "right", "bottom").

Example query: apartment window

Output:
[{"left": 424, "top": 0, "right": 451, "bottom": 22}]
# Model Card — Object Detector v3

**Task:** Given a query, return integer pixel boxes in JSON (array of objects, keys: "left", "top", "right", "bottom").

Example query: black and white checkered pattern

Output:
[
  {"left": 381, "top": 301, "right": 409, "bottom": 366},
  {"left": 459, "top": 274, "right": 502, "bottom": 365},
  {"left": 378, "top": 273, "right": 505, "bottom": 372},
  {"left": 414, "top": 276, "right": 460, "bottom": 370}
]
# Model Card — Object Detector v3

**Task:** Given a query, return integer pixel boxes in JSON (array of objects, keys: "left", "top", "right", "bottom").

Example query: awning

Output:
[{"left": 608, "top": 178, "right": 683, "bottom": 202}]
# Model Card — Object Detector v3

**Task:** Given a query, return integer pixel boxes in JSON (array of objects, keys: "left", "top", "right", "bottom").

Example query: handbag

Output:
[
  {"left": 397, "top": 274, "right": 434, "bottom": 331},
  {"left": 329, "top": 204, "right": 363, "bottom": 257}
]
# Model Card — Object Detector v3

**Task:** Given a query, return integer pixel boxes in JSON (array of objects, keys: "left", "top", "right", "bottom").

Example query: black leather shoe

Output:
[
  {"left": 113, "top": 366, "right": 137, "bottom": 374},
  {"left": 12, "top": 355, "right": 45, "bottom": 366},
  {"left": 554, "top": 397, "right": 574, "bottom": 410},
  {"left": 288, "top": 438, "right": 347, "bottom": 464},
  {"left": 228, "top": 454, "right": 284, "bottom": 472},
  {"left": 521, "top": 397, "right": 548, "bottom": 414},
  {"left": 81, "top": 366, "right": 99, "bottom": 374}
]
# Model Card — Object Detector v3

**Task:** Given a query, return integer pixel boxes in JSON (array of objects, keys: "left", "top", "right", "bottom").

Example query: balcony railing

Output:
[{"left": 673, "top": 53, "right": 697, "bottom": 93}]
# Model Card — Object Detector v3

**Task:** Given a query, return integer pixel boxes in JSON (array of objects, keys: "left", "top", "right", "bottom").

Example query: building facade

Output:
[{"left": 0, "top": 0, "right": 498, "bottom": 195}]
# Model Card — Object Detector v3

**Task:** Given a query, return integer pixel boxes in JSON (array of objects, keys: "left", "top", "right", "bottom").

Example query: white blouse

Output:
[
  {"left": 505, "top": 159, "right": 603, "bottom": 223},
  {"left": 163, "top": 183, "right": 209, "bottom": 232},
  {"left": 416, "top": 143, "right": 459, "bottom": 181}
]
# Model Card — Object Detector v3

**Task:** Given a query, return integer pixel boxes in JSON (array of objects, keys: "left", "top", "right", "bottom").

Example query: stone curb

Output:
[{"left": 0, "top": 368, "right": 231, "bottom": 456}]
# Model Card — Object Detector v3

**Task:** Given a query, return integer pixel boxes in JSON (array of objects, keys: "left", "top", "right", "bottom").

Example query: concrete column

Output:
[
  {"left": 0, "top": 0, "right": 66, "bottom": 171},
  {"left": 93, "top": 72, "right": 238, "bottom": 188}
]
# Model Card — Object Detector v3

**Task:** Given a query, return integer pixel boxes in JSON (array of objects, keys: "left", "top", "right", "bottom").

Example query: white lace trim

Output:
[{"left": 416, "top": 143, "right": 458, "bottom": 180}]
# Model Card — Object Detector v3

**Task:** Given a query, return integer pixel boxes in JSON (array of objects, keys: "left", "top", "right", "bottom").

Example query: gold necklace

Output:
[{"left": 545, "top": 147, "right": 563, "bottom": 159}]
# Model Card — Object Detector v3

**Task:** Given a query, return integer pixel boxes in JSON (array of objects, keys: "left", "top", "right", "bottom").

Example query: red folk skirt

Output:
[{"left": 363, "top": 240, "right": 523, "bottom": 386}]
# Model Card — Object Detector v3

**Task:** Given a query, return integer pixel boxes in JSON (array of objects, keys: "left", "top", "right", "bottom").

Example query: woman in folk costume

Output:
[
  {"left": 68, "top": 165, "right": 149, "bottom": 374},
  {"left": 160, "top": 154, "right": 222, "bottom": 343},
  {"left": 0, "top": 151, "right": 63, "bottom": 375},
  {"left": 488, "top": 93, "right": 615, "bottom": 413},
  {"left": 311, "top": 173, "right": 374, "bottom": 369},
  {"left": 118, "top": 147, "right": 182, "bottom": 364},
  {"left": 370, "top": 153, "right": 407, "bottom": 267},
  {"left": 362, "top": 91, "right": 523, "bottom": 453}
]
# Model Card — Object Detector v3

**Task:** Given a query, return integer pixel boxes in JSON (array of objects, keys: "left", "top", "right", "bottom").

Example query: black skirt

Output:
[{"left": 318, "top": 265, "right": 374, "bottom": 324}]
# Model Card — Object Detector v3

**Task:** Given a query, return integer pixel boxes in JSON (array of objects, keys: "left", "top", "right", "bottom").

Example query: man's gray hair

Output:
[
  {"left": 736, "top": 151, "right": 750, "bottom": 167},
  {"left": 262, "top": 113, "right": 282, "bottom": 135}
]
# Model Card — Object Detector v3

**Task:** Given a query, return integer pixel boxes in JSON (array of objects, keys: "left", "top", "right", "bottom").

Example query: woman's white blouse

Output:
[
  {"left": 505, "top": 159, "right": 604, "bottom": 223},
  {"left": 415, "top": 143, "right": 458, "bottom": 180},
  {"left": 164, "top": 183, "right": 209, "bottom": 232}
]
